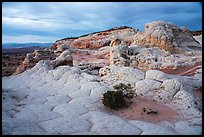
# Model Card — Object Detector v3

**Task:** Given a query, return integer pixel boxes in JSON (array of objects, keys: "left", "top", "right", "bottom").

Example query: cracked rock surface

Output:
[{"left": 2, "top": 59, "right": 202, "bottom": 135}]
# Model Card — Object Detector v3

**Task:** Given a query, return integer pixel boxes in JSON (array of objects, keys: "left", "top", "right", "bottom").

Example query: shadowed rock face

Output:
[{"left": 132, "top": 21, "right": 201, "bottom": 53}]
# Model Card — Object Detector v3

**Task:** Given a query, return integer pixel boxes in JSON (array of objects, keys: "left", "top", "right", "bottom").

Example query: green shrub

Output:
[
  {"left": 113, "top": 83, "right": 135, "bottom": 99},
  {"left": 102, "top": 90, "right": 128, "bottom": 110},
  {"left": 102, "top": 83, "right": 135, "bottom": 110}
]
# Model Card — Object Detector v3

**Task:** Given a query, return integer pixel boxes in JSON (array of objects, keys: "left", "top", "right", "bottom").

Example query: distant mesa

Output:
[
  {"left": 190, "top": 30, "right": 202, "bottom": 36},
  {"left": 2, "top": 43, "right": 53, "bottom": 54}
]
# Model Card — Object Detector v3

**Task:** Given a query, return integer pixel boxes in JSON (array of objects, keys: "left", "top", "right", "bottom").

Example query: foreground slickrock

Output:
[{"left": 2, "top": 60, "right": 202, "bottom": 135}]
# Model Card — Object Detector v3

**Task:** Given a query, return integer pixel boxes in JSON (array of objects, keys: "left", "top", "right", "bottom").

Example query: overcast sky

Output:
[{"left": 2, "top": 2, "right": 202, "bottom": 43}]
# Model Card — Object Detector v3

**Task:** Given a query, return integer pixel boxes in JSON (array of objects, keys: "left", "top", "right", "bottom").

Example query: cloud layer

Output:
[{"left": 2, "top": 2, "right": 202, "bottom": 43}]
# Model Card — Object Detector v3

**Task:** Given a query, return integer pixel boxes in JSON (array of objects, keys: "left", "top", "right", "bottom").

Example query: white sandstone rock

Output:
[
  {"left": 193, "top": 34, "right": 202, "bottom": 45},
  {"left": 100, "top": 65, "right": 145, "bottom": 85},
  {"left": 2, "top": 55, "right": 202, "bottom": 135},
  {"left": 52, "top": 49, "right": 73, "bottom": 68},
  {"left": 135, "top": 79, "right": 162, "bottom": 95},
  {"left": 146, "top": 70, "right": 171, "bottom": 82},
  {"left": 128, "top": 120, "right": 178, "bottom": 135},
  {"left": 158, "top": 79, "right": 182, "bottom": 100},
  {"left": 174, "top": 120, "right": 202, "bottom": 135},
  {"left": 109, "top": 38, "right": 130, "bottom": 66},
  {"left": 38, "top": 116, "right": 91, "bottom": 135},
  {"left": 84, "top": 111, "right": 142, "bottom": 135}
]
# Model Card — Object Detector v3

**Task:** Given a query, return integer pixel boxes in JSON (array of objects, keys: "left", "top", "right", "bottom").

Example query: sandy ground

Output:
[
  {"left": 100, "top": 96, "right": 179, "bottom": 123},
  {"left": 72, "top": 52, "right": 110, "bottom": 67}
]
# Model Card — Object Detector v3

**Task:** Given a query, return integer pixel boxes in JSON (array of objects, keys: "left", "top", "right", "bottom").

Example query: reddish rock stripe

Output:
[
  {"left": 157, "top": 61, "right": 202, "bottom": 76},
  {"left": 178, "top": 65, "right": 202, "bottom": 76}
]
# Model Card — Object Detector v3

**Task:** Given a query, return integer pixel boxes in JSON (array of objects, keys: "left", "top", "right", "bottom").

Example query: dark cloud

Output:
[{"left": 2, "top": 2, "right": 202, "bottom": 43}]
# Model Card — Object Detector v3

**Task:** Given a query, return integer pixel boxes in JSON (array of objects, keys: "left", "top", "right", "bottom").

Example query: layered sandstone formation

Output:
[
  {"left": 51, "top": 26, "right": 135, "bottom": 50},
  {"left": 13, "top": 21, "right": 202, "bottom": 77}
]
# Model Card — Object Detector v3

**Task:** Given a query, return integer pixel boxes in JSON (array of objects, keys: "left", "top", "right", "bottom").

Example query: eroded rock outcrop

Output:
[
  {"left": 51, "top": 49, "right": 73, "bottom": 68},
  {"left": 52, "top": 26, "right": 135, "bottom": 50},
  {"left": 13, "top": 44, "right": 77, "bottom": 75},
  {"left": 109, "top": 38, "right": 130, "bottom": 66},
  {"left": 135, "top": 69, "right": 202, "bottom": 111},
  {"left": 13, "top": 49, "right": 58, "bottom": 75},
  {"left": 109, "top": 38, "right": 201, "bottom": 72},
  {"left": 51, "top": 38, "right": 77, "bottom": 51},
  {"left": 132, "top": 21, "right": 201, "bottom": 53}
]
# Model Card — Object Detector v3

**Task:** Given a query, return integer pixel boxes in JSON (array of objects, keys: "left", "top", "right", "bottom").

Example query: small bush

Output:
[
  {"left": 102, "top": 90, "right": 128, "bottom": 110},
  {"left": 102, "top": 83, "right": 135, "bottom": 110},
  {"left": 113, "top": 83, "right": 135, "bottom": 99}
]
